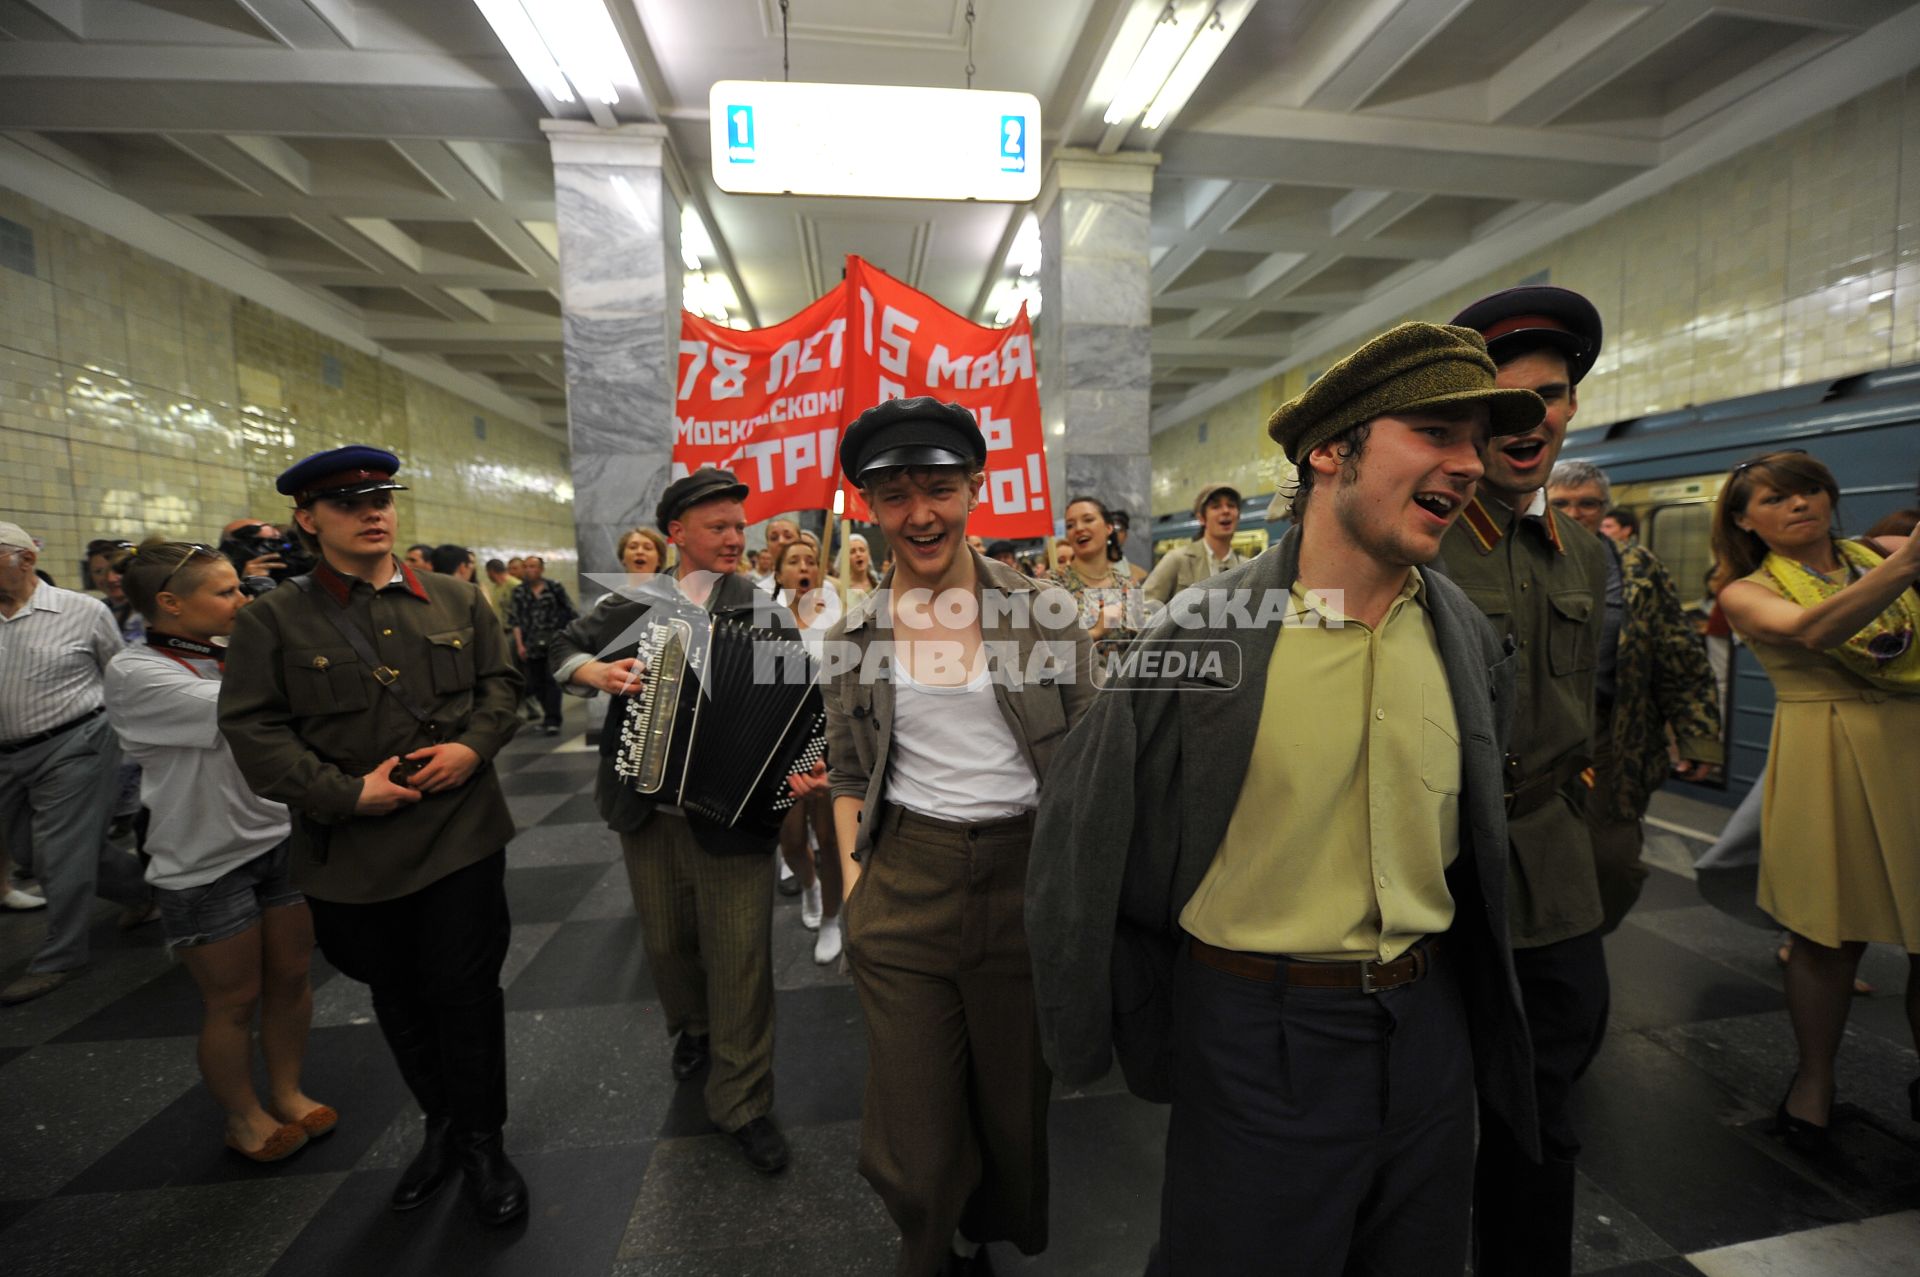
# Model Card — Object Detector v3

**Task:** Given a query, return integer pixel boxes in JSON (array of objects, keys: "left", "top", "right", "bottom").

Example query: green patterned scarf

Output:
[{"left": 1763, "top": 539, "right": 1920, "bottom": 692}]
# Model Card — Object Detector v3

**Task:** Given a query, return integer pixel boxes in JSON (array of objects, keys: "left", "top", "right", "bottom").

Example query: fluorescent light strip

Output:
[
  {"left": 1143, "top": 7, "right": 1229, "bottom": 129},
  {"left": 681, "top": 205, "right": 717, "bottom": 272},
  {"left": 474, "top": 0, "right": 574, "bottom": 104},
  {"left": 524, "top": 0, "right": 631, "bottom": 105},
  {"left": 1103, "top": 5, "right": 1191, "bottom": 126}
]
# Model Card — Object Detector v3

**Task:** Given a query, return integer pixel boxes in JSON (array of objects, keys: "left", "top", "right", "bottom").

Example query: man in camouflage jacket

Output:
[{"left": 1548, "top": 460, "right": 1722, "bottom": 933}]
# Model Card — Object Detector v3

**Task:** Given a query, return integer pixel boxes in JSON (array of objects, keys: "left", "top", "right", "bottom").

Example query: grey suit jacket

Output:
[{"left": 1026, "top": 527, "right": 1541, "bottom": 1160}]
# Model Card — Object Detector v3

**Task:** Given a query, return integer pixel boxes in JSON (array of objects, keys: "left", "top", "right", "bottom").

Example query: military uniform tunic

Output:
[
  {"left": 1440, "top": 492, "right": 1609, "bottom": 948},
  {"left": 219, "top": 559, "right": 522, "bottom": 904}
]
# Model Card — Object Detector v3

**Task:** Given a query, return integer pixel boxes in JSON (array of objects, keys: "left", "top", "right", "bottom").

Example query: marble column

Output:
[
  {"left": 1037, "top": 149, "right": 1159, "bottom": 572},
  {"left": 542, "top": 120, "right": 682, "bottom": 593}
]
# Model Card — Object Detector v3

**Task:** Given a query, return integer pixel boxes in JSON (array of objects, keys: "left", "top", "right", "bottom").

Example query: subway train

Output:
[{"left": 1148, "top": 359, "right": 1920, "bottom": 806}]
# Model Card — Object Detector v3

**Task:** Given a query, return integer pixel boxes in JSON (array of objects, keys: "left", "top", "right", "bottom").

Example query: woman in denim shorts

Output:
[{"left": 104, "top": 543, "right": 334, "bottom": 1162}]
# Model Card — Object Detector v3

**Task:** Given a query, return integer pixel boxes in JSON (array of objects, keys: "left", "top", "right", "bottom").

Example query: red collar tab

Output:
[
  {"left": 147, "top": 632, "right": 219, "bottom": 659},
  {"left": 312, "top": 557, "right": 429, "bottom": 605},
  {"left": 1540, "top": 507, "right": 1567, "bottom": 555},
  {"left": 1481, "top": 313, "right": 1572, "bottom": 342},
  {"left": 1459, "top": 496, "right": 1504, "bottom": 554}
]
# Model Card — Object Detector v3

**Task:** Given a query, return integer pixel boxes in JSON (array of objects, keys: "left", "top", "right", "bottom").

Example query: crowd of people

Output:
[{"left": 0, "top": 282, "right": 1915, "bottom": 1276}]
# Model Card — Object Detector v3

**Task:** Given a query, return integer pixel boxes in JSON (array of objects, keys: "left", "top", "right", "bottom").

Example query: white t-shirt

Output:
[
  {"left": 885, "top": 663, "right": 1037, "bottom": 823},
  {"left": 105, "top": 644, "right": 292, "bottom": 890}
]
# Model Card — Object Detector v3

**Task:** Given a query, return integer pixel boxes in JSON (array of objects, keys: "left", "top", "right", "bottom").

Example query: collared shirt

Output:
[
  {"left": 1142, "top": 539, "right": 1245, "bottom": 607},
  {"left": 0, "top": 582, "right": 122, "bottom": 740},
  {"left": 1179, "top": 574, "right": 1459, "bottom": 962},
  {"left": 1441, "top": 491, "right": 1610, "bottom": 947}
]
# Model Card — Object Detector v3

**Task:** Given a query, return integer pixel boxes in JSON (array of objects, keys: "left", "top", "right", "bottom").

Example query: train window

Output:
[{"left": 1646, "top": 503, "right": 1715, "bottom": 606}]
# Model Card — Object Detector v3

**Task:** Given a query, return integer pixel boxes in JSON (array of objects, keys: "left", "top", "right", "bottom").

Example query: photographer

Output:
[{"left": 218, "top": 518, "right": 314, "bottom": 596}]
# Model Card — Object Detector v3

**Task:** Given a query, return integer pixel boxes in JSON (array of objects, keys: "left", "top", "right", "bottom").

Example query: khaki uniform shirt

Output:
[
  {"left": 1180, "top": 575, "right": 1459, "bottom": 961},
  {"left": 1440, "top": 492, "right": 1610, "bottom": 947},
  {"left": 219, "top": 558, "right": 522, "bottom": 904},
  {"left": 1143, "top": 539, "right": 1244, "bottom": 607}
]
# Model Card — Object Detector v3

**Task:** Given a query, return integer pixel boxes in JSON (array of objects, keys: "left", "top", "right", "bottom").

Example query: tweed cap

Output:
[
  {"left": 656, "top": 467, "right": 750, "bottom": 531},
  {"left": 1265, "top": 323, "right": 1544, "bottom": 463},
  {"left": 1192, "top": 483, "right": 1241, "bottom": 518}
]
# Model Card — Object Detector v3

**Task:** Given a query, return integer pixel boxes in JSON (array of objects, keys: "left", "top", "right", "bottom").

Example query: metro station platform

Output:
[{"left": 2, "top": 701, "right": 1916, "bottom": 1277}]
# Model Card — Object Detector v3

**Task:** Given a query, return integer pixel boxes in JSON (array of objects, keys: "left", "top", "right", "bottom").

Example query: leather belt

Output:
[
  {"left": 1188, "top": 935, "right": 1437, "bottom": 995},
  {"left": 0, "top": 705, "right": 105, "bottom": 755}
]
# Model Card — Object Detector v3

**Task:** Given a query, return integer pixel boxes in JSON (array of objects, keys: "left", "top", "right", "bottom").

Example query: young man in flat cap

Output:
[
  {"left": 1029, "top": 323, "right": 1541, "bottom": 1276},
  {"left": 1445, "top": 286, "right": 1615, "bottom": 1275},
  {"left": 1547, "top": 458, "right": 1721, "bottom": 933},
  {"left": 219, "top": 446, "right": 529, "bottom": 1224},
  {"left": 1142, "top": 482, "right": 1243, "bottom": 606},
  {"left": 824, "top": 397, "right": 1093, "bottom": 1276},
  {"left": 547, "top": 468, "right": 795, "bottom": 1174}
]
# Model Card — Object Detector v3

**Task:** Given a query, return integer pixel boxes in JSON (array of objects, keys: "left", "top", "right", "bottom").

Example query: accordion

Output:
[{"left": 613, "top": 613, "right": 827, "bottom": 837}]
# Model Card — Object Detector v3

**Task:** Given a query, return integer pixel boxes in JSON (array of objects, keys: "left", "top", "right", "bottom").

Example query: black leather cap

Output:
[
  {"left": 840, "top": 397, "right": 986, "bottom": 482},
  {"left": 1450, "top": 285, "right": 1603, "bottom": 385},
  {"left": 656, "top": 467, "right": 750, "bottom": 531}
]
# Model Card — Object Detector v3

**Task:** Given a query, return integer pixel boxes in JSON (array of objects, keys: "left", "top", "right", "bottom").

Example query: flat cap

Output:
[
  {"left": 840, "top": 397, "right": 986, "bottom": 483},
  {"left": 277, "top": 446, "right": 408, "bottom": 504},
  {"left": 1193, "top": 483, "right": 1241, "bottom": 517},
  {"left": 0, "top": 520, "right": 34, "bottom": 550},
  {"left": 656, "top": 467, "right": 750, "bottom": 531},
  {"left": 1451, "top": 285, "right": 1603, "bottom": 384},
  {"left": 1265, "top": 323, "right": 1543, "bottom": 463}
]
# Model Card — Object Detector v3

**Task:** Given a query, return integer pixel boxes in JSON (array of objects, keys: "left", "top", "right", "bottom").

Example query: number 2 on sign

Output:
[{"left": 1002, "top": 118, "right": 1022, "bottom": 157}]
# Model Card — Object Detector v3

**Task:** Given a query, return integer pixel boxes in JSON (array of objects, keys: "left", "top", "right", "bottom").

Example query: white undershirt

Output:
[{"left": 885, "top": 664, "right": 1037, "bottom": 823}]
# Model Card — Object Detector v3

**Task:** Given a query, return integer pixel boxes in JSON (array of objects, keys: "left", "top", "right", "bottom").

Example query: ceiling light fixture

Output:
[
  {"left": 473, "top": 0, "right": 637, "bottom": 108},
  {"left": 1103, "top": 5, "right": 1188, "bottom": 126},
  {"left": 1011, "top": 215, "right": 1042, "bottom": 278},
  {"left": 1142, "top": 7, "right": 1230, "bottom": 129},
  {"left": 681, "top": 206, "right": 716, "bottom": 272}
]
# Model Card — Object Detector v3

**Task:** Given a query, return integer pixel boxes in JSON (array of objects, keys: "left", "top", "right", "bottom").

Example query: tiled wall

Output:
[
  {"left": 1152, "top": 71, "right": 1920, "bottom": 516},
  {"left": 0, "top": 190, "right": 577, "bottom": 591}
]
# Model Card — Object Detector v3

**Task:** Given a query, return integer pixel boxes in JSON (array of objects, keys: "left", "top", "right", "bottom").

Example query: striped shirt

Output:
[{"left": 0, "top": 581, "right": 123, "bottom": 741}]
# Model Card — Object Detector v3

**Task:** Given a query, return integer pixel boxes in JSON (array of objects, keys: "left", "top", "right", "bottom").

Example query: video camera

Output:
[{"left": 220, "top": 523, "right": 316, "bottom": 591}]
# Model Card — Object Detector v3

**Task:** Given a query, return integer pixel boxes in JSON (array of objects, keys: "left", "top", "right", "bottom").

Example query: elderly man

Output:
[
  {"left": 1547, "top": 460, "right": 1721, "bottom": 931},
  {"left": 1143, "top": 483, "right": 1243, "bottom": 606},
  {"left": 1030, "top": 324, "right": 1542, "bottom": 1276},
  {"left": 0, "top": 521, "right": 154, "bottom": 1004}
]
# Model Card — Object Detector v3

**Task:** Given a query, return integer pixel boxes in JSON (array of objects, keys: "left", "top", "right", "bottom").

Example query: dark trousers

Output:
[
  {"left": 307, "top": 850, "right": 513, "bottom": 1133},
  {"left": 524, "top": 652, "right": 563, "bottom": 729},
  {"left": 1152, "top": 940, "right": 1476, "bottom": 1277},
  {"left": 1472, "top": 929, "right": 1610, "bottom": 1277},
  {"left": 846, "top": 806, "right": 1050, "bottom": 1277},
  {"left": 1588, "top": 734, "right": 1649, "bottom": 935}
]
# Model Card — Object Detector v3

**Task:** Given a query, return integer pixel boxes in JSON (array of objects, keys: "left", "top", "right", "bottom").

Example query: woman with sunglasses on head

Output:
[
  {"left": 104, "top": 543, "right": 332, "bottom": 1162},
  {"left": 1711, "top": 450, "right": 1920, "bottom": 1151}
]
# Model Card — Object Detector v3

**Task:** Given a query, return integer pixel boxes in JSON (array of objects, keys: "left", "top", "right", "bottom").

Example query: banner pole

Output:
[{"left": 1045, "top": 535, "right": 1059, "bottom": 579}]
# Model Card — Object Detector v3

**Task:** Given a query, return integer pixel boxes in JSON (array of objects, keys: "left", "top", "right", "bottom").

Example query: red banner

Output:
[{"left": 672, "top": 256, "right": 1051, "bottom": 538}]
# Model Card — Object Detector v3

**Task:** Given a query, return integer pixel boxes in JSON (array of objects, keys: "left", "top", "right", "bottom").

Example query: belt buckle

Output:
[
  {"left": 373, "top": 665, "right": 400, "bottom": 686},
  {"left": 1360, "top": 960, "right": 1384, "bottom": 995}
]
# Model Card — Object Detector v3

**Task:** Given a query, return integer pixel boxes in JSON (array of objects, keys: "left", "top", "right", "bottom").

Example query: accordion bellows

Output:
[{"left": 614, "top": 613, "right": 827, "bottom": 838}]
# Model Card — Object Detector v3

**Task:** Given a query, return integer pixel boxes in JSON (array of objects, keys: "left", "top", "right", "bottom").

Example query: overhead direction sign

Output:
[{"left": 709, "top": 80, "right": 1042, "bottom": 202}]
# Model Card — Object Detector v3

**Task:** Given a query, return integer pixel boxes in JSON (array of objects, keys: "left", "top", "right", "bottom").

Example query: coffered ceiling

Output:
[{"left": 1, "top": 0, "right": 1917, "bottom": 435}]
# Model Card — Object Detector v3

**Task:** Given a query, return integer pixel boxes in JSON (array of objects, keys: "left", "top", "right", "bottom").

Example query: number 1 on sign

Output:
[{"left": 731, "top": 108, "right": 752, "bottom": 149}]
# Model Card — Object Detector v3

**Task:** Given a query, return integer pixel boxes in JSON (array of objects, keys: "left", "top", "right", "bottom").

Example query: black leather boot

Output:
[
  {"left": 373, "top": 991, "right": 456, "bottom": 1212},
  {"left": 438, "top": 990, "right": 528, "bottom": 1226}
]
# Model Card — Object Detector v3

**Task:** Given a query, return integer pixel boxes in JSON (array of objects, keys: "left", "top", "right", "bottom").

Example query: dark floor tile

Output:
[
  {"left": 1583, "top": 1260, "right": 1708, "bottom": 1276},
  {"left": 0, "top": 1197, "right": 38, "bottom": 1234},
  {"left": 504, "top": 863, "right": 611, "bottom": 924},
  {"left": 51, "top": 952, "right": 342, "bottom": 1044},
  {"left": 505, "top": 917, "right": 661, "bottom": 1011},
  {"left": 611, "top": 1228, "right": 898, "bottom": 1275},
  {"left": 513, "top": 754, "right": 602, "bottom": 781},
  {"left": 997, "top": 1091, "right": 1170, "bottom": 1276},
  {"left": 537, "top": 792, "right": 605, "bottom": 827},
  {"left": 1573, "top": 1032, "right": 1860, "bottom": 1253},
  {"left": 57, "top": 1022, "right": 414, "bottom": 1195},
  {"left": 503, "top": 1004, "right": 677, "bottom": 1155},
  {"left": 498, "top": 770, "right": 592, "bottom": 797},
  {"left": 1572, "top": 1172, "right": 1681, "bottom": 1273},
  {"left": 569, "top": 861, "right": 644, "bottom": 922},
  {"left": 1, "top": 1035, "right": 203, "bottom": 1196},
  {"left": 0, "top": 946, "right": 178, "bottom": 1048},
  {"left": 1602, "top": 921, "right": 1783, "bottom": 1033},
  {"left": 1632, "top": 866, "right": 1705, "bottom": 914},
  {"left": 4, "top": 1173, "right": 345, "bottom": 1277},
  {"left": 504, "top": 791, "right": 573, "bottom": 828},
  {"left": 267, "top": 1141, "right": 654, "bottom": 1277},
  {"left": 506, "top": 821, "right": 622, "bottom": 869},
  {"left": 656, "top": 984, "right": 868, "bottom": 1139},
  {"left": 619, "top": 1120, "right": 887, "bottom": 1261},
  {"left": 0, "top": 1044, "right": 24, "bottom": 1070}
]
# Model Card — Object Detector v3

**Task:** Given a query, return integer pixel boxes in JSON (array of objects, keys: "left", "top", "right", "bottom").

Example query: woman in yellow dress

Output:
[{"left": 1712, "top": 450, "right": 1920, "bottom": 1151}]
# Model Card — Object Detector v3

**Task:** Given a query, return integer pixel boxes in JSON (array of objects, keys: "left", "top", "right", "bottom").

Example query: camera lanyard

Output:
[{"left": 288, "top": 575, "right": 443, "bottom": 742}]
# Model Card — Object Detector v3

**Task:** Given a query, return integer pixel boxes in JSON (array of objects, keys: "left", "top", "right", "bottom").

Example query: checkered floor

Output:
[{"left": 1, "top": 702, "right": 1915, "bottom": 1276}]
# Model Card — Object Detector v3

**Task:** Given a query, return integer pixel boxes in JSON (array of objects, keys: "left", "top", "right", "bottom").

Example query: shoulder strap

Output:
[{"left": 288, "top": 575, "right": 440, "bottom": 733}]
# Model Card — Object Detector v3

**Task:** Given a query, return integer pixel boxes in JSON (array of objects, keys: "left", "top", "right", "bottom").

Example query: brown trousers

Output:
[
  {"left": 845, "top": 805, "right": 1051, "bottom": 1277},
  {"left": 619, "top": 813, "right": 775, "bottom": 1131}
]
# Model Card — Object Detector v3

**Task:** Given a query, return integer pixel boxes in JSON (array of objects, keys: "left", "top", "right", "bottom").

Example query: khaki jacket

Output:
[
  {"left": 218, "top": 561, "right": 522, "bottom": 903},
  {"left": 1143, "top": 539, "right": 1244, "bottom": 607},
  {"left": 823, "top": 551, "right": 1095, "bottom": 859}
]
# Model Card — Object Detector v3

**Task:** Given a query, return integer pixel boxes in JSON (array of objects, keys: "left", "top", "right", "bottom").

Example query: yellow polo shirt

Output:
[{"left": 1179, "top": 574, "right": 1461, "bottom": 961}]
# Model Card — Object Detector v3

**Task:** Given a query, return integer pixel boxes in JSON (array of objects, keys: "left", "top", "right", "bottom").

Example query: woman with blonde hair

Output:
[
  {"left": 615, "top": 526, "right": 669, "bottom": 576},
  {"left": 840, "top": 532, "right": 881, "bottom": 601},
  {"left": 1711, "top": 450, "right": 1920, "bottom": 1150}
]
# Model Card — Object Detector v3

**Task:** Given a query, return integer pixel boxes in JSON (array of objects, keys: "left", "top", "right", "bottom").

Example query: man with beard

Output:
[
  {"left": 548, "top": 469, "right": 798, "bottom": 1175},
  {"left": 1144, "top": 483, "right": 1243, "bottom": 606},
  {"left": 1444, "top": 286, "right": 1613, "bottom": 1277},
  {"left": 1029, "top": 323, "right": 1542, "bottom": 1275}
]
